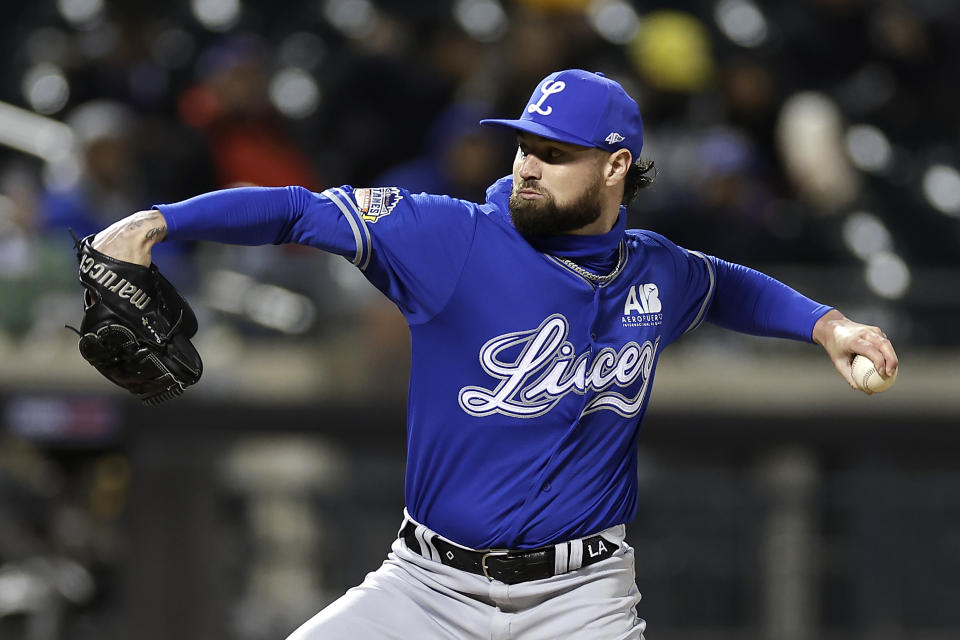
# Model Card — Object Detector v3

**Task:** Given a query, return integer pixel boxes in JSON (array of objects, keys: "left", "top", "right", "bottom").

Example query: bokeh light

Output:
[
  {"left": 56, "top": 0, "right": 105, "bottom": 29},
  {"left": 842, "top": 211, "right": 891, "bottom": 260},
  {"left": 269, "top": 68, "right": 322, "bottom": 119},
  {"left": 191, "top": 0, "right": 242, "bottom": 32},
  {"left": 845, "top": 124, "right": 893, "bottom": 173},
  {"left": 714, "top": 0, "right": 768, "bottom": 48},
  {"left": 587, "top": 0, "right": 641, "bottom": 45},
  {"left": 453, "top": 0, "right": 508, "bottom": 43},
  {"left": 22, "top": 63, "right": 70, "bottom": 115},
  {"left": 922, "top": 164, "right": 960, "bottom": 216},
  {"left": 322, "top": 0, "right": 379, "bottom": 39},
  {"left": 865, "top": 251, "right": 911, "bottom": 299}
]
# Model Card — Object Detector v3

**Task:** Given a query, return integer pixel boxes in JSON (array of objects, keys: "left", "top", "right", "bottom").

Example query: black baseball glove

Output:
[{"left": 70, "top": 235, "right": 202, "bottom": 405}]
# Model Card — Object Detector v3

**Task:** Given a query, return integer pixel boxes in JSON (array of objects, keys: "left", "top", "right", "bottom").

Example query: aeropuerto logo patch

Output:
[
  {"left": 622, "top": 283, "right": 663, "bottom": 328},
  {"left": 354, "top": 187, "right": 403, "bottom": 222}
]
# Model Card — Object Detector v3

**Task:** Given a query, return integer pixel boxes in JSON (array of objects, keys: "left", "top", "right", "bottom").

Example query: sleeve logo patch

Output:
[{"left": 354, "top": 187, "right": 403, "bottom": 222}]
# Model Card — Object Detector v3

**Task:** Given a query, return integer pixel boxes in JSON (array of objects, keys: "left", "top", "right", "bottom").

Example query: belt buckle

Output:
[{"left": 480, "top": 550, "right": 510, "bottom": 580}]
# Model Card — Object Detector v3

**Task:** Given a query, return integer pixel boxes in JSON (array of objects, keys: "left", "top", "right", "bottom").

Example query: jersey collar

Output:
[{"left": 526, "top": 209, "right": 626, "bottom": 260}]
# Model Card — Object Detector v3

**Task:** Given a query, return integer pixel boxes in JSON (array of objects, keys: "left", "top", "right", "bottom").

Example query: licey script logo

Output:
[{"left": 458, "top": 315, "right": 659, "bottom": 419}]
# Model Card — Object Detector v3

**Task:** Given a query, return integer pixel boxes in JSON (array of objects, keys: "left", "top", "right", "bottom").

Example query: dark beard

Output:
[{"left": 509, "top": 179, "right": 603, "bottom": 237}]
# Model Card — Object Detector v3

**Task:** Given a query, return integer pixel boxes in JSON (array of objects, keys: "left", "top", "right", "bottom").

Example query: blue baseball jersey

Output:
[{"left": 157, "top": 177, "right": 831, "bottom": 550}]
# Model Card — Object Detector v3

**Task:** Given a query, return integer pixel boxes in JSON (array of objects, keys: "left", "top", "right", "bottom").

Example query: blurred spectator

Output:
[
  {"left": 0, "top": 0, "right": 955, "bottom": 348},
  {"left": 40, "top": 101, "right": 141, "bottom": 239},
  {"left": 0, "top": 164, "right": 74, "bottom": 338},
  {"left": 717, "top": 57, "right": 778, "bottom": 145},
  {"left": 314, "top": 35, "right": 461, "bottom": 186},
  {"left": 375, "top": 101, "right": 506, "bottom": 201},
  {"left": 35, "top": 100, "right": 191, "bottom": 280},
  {"left": 178, "top": 34, "right": 322, "bottom": 190},
  {"left": 494, "top": 5, "right": 601, "bottom": 112}
]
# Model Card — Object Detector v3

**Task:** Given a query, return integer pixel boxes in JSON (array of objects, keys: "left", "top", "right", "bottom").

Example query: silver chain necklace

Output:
[{"left": 554, "top": 241, "right": 625, "bottom": 285}]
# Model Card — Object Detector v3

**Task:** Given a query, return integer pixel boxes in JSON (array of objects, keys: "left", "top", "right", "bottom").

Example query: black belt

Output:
[{"left": 401, "top": 520, "right": 617, "bottom": 585}]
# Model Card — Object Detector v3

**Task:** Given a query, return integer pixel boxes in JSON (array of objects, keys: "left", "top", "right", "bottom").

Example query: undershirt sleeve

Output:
[
  {"left": 155, "top": 185, "right": 360, "bottom": 256},
  {"left": 706, "top": 257, "right": 833, "bottom": 343}
]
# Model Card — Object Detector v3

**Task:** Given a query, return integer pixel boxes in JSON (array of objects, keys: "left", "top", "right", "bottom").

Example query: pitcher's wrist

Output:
[{"left": 812, "top": 309, "right": 845, "bottom": 346}]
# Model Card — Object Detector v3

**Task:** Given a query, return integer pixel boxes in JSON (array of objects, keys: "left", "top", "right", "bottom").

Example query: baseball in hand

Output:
[{"left": 851, "top": 354, "right": 897, "bottom": 393}]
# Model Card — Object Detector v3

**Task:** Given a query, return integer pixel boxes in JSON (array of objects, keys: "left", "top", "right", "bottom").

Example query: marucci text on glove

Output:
[{"left": 79, "top": 255, "right": 153, "bottom": 311}]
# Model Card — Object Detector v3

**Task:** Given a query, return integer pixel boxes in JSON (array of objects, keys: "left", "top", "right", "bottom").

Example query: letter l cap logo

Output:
[{"left": 528, "top": 80, "right": 566, "bottom": 116}]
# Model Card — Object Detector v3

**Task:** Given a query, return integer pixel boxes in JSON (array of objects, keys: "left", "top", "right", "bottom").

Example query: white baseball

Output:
[{"left": 851, "top": 354, "right": 897, "bottom": 393}]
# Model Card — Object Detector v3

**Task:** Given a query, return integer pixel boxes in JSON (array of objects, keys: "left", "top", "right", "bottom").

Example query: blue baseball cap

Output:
[{"left": 480, "top": 69, "right": 643, "bottom": 160}]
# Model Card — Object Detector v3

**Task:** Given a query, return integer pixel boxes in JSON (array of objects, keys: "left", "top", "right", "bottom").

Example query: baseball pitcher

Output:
[{"left": 83, "top": 69, "right": 898, "bottom": 639}]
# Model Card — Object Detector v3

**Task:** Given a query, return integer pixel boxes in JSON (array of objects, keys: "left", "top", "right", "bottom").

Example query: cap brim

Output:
[{"left": 479, "top": 118, "right": 597, "bottom": 149}]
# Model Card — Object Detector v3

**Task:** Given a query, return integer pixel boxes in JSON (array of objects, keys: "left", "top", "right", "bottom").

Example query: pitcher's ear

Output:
[{"left": 605, "top": 148, "right": 632, "bottom": 185}]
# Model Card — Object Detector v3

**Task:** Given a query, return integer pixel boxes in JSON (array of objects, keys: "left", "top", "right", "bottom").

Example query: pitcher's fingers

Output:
[
  {"left": 877, "top": 338, "right": 899, "bottom": 376},
  {"left": 862, "top": 332, "right": 898, "bottom": 376},
  {"left": 851, "top": 338, "right": 887, "bottom": 377}
]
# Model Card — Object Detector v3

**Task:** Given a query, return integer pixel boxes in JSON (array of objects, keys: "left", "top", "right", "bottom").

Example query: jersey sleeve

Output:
[
  {"left": 657, "top": 237, "right": 718, "bottom": 344},
  {"left": 627, "top": 231, "right": 717, "bottom": 343},
  {"left": 156, "top": 184, "right": 478, "bottom": 324}
]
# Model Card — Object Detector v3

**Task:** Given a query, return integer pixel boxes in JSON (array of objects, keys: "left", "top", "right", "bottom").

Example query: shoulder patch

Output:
[{"left": 354, "top": 187, "right": 404, "bottom": 223}]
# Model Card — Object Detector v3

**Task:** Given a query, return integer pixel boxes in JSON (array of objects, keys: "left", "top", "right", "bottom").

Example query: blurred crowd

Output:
[
  {"left": 0, "top": 2, "right": 959, "bottom": 637},
  {"left": 0, "top": 0, "right": 959, "bottom": 357}
]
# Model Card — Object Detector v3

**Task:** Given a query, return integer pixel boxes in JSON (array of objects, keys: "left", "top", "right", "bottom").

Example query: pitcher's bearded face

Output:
[
  {"left": 508, "top": 177, "right": 604, "bottom": 237},
  {"left": 508, "top": 133, "right": 611, "bottom": 237}
]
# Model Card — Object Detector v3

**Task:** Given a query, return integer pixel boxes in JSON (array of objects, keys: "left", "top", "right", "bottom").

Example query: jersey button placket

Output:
[{"left": 590, "top": 282, "right": 602, "bottom": 344}]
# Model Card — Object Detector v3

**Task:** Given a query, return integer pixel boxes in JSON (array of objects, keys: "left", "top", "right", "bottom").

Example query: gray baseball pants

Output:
[{"left": 287, "top": 513, "right": 646, "bottom": 639}]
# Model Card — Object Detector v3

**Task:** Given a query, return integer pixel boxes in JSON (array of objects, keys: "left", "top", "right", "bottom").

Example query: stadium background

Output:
[{"left": 0, "top": 0, "right": 958, "bottom": 638}]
